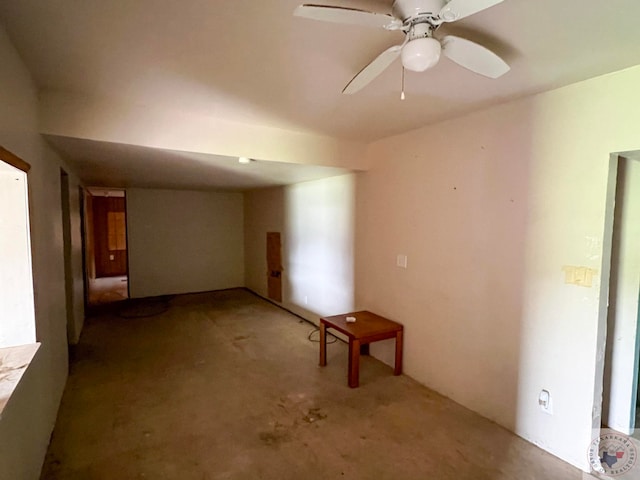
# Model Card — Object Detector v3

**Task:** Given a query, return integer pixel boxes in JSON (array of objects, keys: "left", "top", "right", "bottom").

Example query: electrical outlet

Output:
[
  {"left": 539, "top": 390, "right": 553, "bottom": 415},
  {"left": 396, "top": 254, "right": 408, "bottom": 268}
]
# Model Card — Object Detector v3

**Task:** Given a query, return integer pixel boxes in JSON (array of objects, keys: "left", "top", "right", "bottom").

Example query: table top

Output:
[{"left": 320, "top": 311, "right": 403, "bottom": 339}]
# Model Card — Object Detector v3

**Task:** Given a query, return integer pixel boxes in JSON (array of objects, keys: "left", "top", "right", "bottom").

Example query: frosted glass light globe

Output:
[{"left": 401, "top": 37, "right": 441, "bottom": 72}]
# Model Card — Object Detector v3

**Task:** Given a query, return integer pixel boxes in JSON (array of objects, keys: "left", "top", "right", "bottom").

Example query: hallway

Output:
[{"left": 40, "top": 289, "right": 581, "bottom": 479}]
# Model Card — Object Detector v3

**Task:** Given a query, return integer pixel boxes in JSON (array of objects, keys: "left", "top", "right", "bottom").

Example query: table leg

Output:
[
  {"left": 394, "top": 329, "right": 403, "bottom": 376},
  {"left": 319, "top": 321, "right": 327, "bottom": 367},
  {"left": 349, "top": 338, "right": 360, "bottom": 388}
]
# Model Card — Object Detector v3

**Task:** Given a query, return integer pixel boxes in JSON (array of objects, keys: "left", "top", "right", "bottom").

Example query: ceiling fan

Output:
[{"left": 294, "top": 0, "right": 510, "bottom": 94}]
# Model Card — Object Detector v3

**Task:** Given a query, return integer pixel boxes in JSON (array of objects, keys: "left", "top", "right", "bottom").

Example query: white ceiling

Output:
[
  {"left": 47, "top": 135, "right": 351, "bottom": 191},
  {"left": 2, "top": 0, "right": 640, "bottom": 188}
]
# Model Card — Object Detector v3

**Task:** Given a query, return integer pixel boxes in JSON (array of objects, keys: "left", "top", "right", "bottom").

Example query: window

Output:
[
  {"left": 0, "top": 146, "right": 35, "bottom": 348},
  {"left": 0, "top": 146, "right": 38, "bottom": 414}
]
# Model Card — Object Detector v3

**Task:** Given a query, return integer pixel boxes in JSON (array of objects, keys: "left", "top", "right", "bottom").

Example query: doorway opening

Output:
[
  {"left": 84, "top": 187, "right": 129, "bottom": 307},
  {"left": 600, "top": 151, "right": 640, "bottom": 440}
]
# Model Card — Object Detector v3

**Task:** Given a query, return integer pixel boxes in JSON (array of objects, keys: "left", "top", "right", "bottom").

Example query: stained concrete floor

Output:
[{"left": 41, "top": 289, "right": 583, "bottom": 479}]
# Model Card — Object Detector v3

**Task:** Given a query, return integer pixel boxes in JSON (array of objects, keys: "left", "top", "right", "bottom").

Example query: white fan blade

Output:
[
  {"left": 342, "top": 45, "right": 402, "bottom": 94},
  {"left": 439, "top": 0, "right": 504, "bottom": 22},
  {"left": 441, "top": 35, "right": 509, "bottom": 78},
  {"left": 294, "top": 4, "right": 400, "bottom": 29}
]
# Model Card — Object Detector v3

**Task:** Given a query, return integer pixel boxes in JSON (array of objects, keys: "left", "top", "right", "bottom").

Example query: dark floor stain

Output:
[
  {"left": 259, "top": 430, "right": 292, "bottom": 446},
  {"left": 302, "top": 408, "right": 327, "bottom": 424},
  {"left": 232, "top": 335, "right": 252, "bottom": 351}
]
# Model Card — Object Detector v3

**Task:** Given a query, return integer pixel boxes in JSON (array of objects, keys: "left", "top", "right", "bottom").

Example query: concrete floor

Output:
[{"left": 41, "top": 289, "right": 582, "bottom": 479}]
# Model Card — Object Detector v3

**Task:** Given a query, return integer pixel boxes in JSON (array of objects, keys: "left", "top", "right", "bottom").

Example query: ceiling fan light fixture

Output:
[
  {"left": 401, "top": 37, "right": 441, "bottom": 72},
  {"left": 294, "top": 1, "right": 510, "bottom": 94}
]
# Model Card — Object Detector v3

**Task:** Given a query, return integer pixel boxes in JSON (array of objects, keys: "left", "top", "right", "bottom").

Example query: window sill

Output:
[{"left": 0, "top": 343, "right": 40, "bottom": 418}]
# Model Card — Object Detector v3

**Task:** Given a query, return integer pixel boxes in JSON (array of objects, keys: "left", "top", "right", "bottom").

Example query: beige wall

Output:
[
  {"left": 356, "top": 65, "right": 640, "bottom": 470},
  {"left": 127, "top": 188, "right": 244, "bottom": 298},
  {"left": 244, "top": 187, "right": 286, "bottom": 299},
  {"left": 0, "top": 25, "right": 84, "bottom": 479}
]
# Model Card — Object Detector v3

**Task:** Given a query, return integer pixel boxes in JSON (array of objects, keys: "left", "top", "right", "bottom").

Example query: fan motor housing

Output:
[{"left": 392, "top": 0, "right": 447, "bottom": 22}]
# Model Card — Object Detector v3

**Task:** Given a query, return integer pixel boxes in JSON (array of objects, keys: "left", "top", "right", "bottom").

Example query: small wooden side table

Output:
[{"left": 319, "top": 311, "right": 403, "bottom": 388}]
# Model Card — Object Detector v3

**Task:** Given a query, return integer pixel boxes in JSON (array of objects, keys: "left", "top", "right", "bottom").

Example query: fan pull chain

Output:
[{"left": 401, "top": 67, "right": 406, "bottom": 100}]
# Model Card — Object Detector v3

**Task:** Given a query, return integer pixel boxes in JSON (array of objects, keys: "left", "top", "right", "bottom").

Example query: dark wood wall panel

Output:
[{"left": 93, "top": 196, "right": 127, "bottom": 277}]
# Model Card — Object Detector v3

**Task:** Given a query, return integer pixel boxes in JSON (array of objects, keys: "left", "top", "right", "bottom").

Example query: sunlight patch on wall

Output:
[
  {"left": 285, "top": 175, "right": 355, "bottom": 316},
  {"left": 0, "top": 166, "right": 35, "bottom": 347}
]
